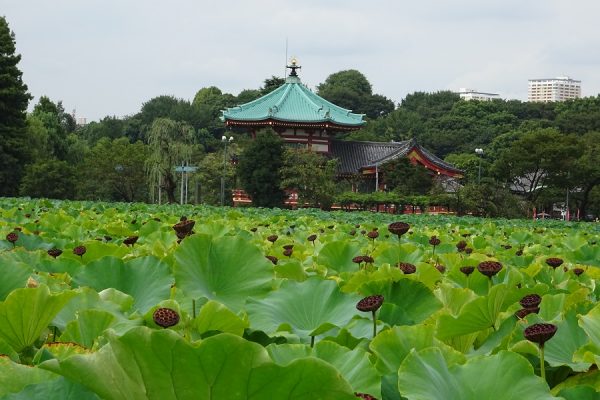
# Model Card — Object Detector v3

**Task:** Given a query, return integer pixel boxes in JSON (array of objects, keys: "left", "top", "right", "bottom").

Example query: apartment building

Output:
[
  {"left": 457, "top": 88, "right": 500, "bottom": 101},
  {"left": 528, "top": 76, "right": 581, "bottom": 102}
]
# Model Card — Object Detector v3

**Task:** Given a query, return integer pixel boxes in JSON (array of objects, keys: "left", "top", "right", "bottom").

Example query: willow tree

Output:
[{"left": 146, "top": 118, "right": 194, "bottom": 203}]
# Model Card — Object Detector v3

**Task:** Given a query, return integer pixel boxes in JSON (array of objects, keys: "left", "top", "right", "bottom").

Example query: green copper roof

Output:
[{"left": 222, "top": 75, "right": 365, "bottom": 127}]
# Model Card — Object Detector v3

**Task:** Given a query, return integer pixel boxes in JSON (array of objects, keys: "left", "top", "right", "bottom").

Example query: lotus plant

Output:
[
  {"left": 73, "top": 245, "right": 86, "bottom": 258},
  {"left": 516, "top": 294, "right": 542, "bottom": 319},
  {"left": 173, "top": 219, "right": 195, "bottom": 240},
  {"left": 6, "top": 232, "right": 18, "bottom": 247},
  {"left": 153, "top": 307, "right": 180, "bottom": 328},
  {"left": 397, "top": 262, "right": 416, "bottom": 274},
  {"left": 355, "top": 393, "right": 377, "bottom": 400},
  {"left": 356, "top": 295, "right": 384, "bottom": 338},
  {"left": 524, "top": 323, "right": 557, "bottom": 380},
  {"left": 545, "top": 257, "right": 563, "bottom": 269},
  {"left": 47, "top": 248, "right": 63, "bottom": 258}
]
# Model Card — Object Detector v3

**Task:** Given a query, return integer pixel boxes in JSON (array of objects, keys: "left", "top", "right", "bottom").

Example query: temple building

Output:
[{"left": 222, "top": 59, "right": 462, "bottom": 203}]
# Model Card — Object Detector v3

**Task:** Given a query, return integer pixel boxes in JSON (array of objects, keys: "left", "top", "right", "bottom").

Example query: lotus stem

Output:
[
  {"left": 310, "top": 335, "right": 315, "bottom": 348},
  {"left": 372, "top": 310, "right": 377, "bottom": 338},
  {"left": 540, "top": 344, "right": 546, "bottom": 381},
  {"left": 53, "top": 326, "right": 57, "bottom": 342},
  {"left": 192, "top": 299, "right": 196, "bottom": 319}
]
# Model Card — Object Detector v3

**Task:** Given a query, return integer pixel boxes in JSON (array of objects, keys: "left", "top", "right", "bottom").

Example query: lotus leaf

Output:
[
  {"left": 41, "top": 327, "right": 356, "bottom": 399},
  {"left": 397, "top": 348, "right": 560, "bottom": 400},
  {"left": 73, "top": 256, "right": 173, "bottom": 314},
  {"left": 0, "top": 285, "right": 75, "bottom": 352},
  {"left": 246, "top": 277, "right": 362, "bottom": 339},
  {"left": 267, "top": 340, "right": 380, "bottom": 397},
  {"left": 193, "top": 300, "right": 248, "bottom": 336},
  {"left": 316, "top": 240, "right": 362, "bottom": 273},
  {"left": 0, "top": 376, "right": 100, "bottom": 400},
  {"left": 174, "top": 234, "right": 274, "bottom": 312},
  {"left": 0, "top": 357, "right": 57, "bottom": 397}
]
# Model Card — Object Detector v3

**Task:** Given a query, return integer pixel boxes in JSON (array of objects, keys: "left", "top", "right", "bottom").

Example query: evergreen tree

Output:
[
  {"left": 0, "top": 16, "right": 32, "bottom": 195},
  {"left": 238, "top": 129, "right": 285, "bottom": 207}
]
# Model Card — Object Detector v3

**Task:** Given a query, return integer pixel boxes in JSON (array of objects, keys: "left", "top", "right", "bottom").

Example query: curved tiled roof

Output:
[
  {"left": 222, "top": 75, "right": 365, "bottom": 127},
  {"left": 330, "top": 139, "right": 463, "bottom": 176}
]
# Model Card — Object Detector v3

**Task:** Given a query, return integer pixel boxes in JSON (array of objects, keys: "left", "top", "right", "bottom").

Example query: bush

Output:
[{"left": 19, "top": 159, "right": 76, "bottom": 199}]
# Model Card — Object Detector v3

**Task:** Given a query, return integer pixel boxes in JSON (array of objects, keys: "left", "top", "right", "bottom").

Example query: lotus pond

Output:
[{"left": 1, "top": 198, "right": 600, "bottom": 399}]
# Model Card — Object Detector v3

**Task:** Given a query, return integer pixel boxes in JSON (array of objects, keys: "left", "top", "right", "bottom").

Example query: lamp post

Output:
[
  {"left": 475, "top": 148, "right": 484, "bottom": 184},
  {"left": 221, "top": 135, "right": 234, "bottom": 206}
]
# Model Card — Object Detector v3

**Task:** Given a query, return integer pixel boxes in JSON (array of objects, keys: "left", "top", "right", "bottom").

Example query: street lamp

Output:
[
  {"left": 475, "top": 148, "right": 484, "bottom": 184},
  {"left": 221, "top": 135, "right": 234, "bottom": 206}
]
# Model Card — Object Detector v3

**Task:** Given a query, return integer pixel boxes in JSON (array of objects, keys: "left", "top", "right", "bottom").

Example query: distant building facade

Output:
[
  {"left": 528, "top": 76, "right": 581, "bottom": 102},
  {"left": 458, "top": 88, "right": 500, "bottom": 101}
]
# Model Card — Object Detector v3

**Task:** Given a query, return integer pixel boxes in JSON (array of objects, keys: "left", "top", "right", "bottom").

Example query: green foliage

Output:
[
  {"left": 196, "top": 145, "right": 238, "bottom": 205},
  {"left": 145, "top": 118, "right": 195, "bottom": 203},
  {"left": 238, "top": 129, "right": 286, "bottom": 207},
  {"left": 19, "top": 159, "right": 77, "bottom": 200},
  {"left": 455, "top": 181, "right": 526, "bottom": 218},
  {"left": 0, "top": 16, "right": 32, "bottom": 195},
  {"left": 492, "top": 128, "right": 582, "bottom": 203},
  {"left": 77, "top": 137, "right": 149, "bottom": 202},
  {"left": 0, "top": 198, "right": 600, "bottom": 398},
  {"left": 260, "top": 76, "right": 285, "bottom": 95},
  {"left": 281, "top": 149, "right": 339, "bottom": 209},
  {"left": 382, "top": 158, "right": 433, "bottom": 195},
  {"left": 317, "top": 70, "right": 394, "bottom": 118}
]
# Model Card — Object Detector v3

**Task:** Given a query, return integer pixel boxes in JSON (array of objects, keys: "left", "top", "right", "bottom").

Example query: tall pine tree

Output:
[{"left": 0, "top": 16, "right": 32, "bottom": 196}]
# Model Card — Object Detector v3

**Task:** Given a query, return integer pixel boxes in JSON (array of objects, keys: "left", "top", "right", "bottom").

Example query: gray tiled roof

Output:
[{"left": 329, "top": 139, "right": 462, "bottom": 175}]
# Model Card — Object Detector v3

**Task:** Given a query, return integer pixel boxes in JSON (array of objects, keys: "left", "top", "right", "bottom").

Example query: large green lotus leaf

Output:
[
  {"left": 267, "top": 340, "right": 380, "bottom": 398},
  {"left": 274, "top": 259, "right": 307, "bottom": 281},
  {"left": 316, "top": 240, "right": 362, "bottom": 273},
  {"left": 579, "top": 302, "right": 600, "bottom": 347},
  {"left": 73, "top": 256, "right": 173, "bottom": 314},
  {"left": 557, "top": 386, "right": 600, "bottom": 400},
  {"left": 41, "top": 327, "right": 355, "bottom": 400},
  {"left": 173, "top": 234, "right": 274, "bottom": 312},
  {"left": 0, "top": 260, "right": 30, "bottom": 301},
  {"left": 0, "top": 357, "right": 57, "bottom": 397},
  {"left": 52, "top": 288, "right": 135, "bottom": 332},
  {"left": 61, "top": 242, "right": 130, "bottom": 264},
  {"left": 552, "top": 370, "right": 600, "bottom": 394},
  {"left": 397, "top": 348, "right": 560, "bottom": 400},
  {"left": 570, "top": 246, "right": 600, "bottom": 267},
  {"left": 0, "top": 376, "right": 100, "bottom": 400},
  {"left": 377, "top": 279, "right": 442, "bottom": 326},
  {"left": 375, "top": 242, "right": 424, "bottom": 267},
  {"left": 541, "top": 310, "right": 592, "bottom": 371},
  {"left": 0, "top": 285, "right": 75, "bottom": 352},
  {"left": 246, "top": 277, "right": 362, "bottom": 339},
  {"left": 35, "top": 258, "right": 82, "bottom": 276},
  {"left": 59, "top": 309, "right": 117, "bottom": 348},
  {"left": 434, "top": 285, "right": 478, "bottom": 317},
  {"left": 370, "top": 325, "right": 464, "bottom": 376},
  {"left": 437, "top": 284, "right": 515, "bottom": 339},
  {"left": 192, "top": 300, "right": 248, "bottom": 336},
  {"left": 0, "top": 337, "right": 19, "bottom": 362}
]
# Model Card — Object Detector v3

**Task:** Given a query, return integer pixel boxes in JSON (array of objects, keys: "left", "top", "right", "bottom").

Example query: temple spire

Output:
[{"left": 286, "top": 57, "right": 301, "bottom": 77}]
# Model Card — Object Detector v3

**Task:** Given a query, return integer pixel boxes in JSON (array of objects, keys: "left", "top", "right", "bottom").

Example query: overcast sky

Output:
[{"left": 3, "top": 0, "right": 600, "bottom": 121}]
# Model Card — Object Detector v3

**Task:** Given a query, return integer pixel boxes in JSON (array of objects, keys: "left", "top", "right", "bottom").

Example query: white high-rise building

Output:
[
  {"left": 457, "top": 88, "right": 500, "bottom": 101},
  {"left": 528, "top": 76, "right": 581, "bottom": 102}
]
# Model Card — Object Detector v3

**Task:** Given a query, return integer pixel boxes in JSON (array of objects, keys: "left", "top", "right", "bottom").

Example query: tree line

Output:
[{"left": 1, "top": 16, "right": 599, "bottom": 219}]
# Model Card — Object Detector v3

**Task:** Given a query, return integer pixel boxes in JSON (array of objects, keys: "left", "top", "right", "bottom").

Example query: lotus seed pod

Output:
[
  {"left": 153, "top": 307, "right": 180, "bottom": 328},
  {"left": 356, "top": 295, "right": 384, "bottom": 312}
]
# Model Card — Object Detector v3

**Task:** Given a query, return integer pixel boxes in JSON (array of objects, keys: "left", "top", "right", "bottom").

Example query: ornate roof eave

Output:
[
  {"left": 224, "top": 118, "right": 363, "bottom": 131},
  {"left": 357, "top": 140, "right": 463, "bottom": 178}
]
